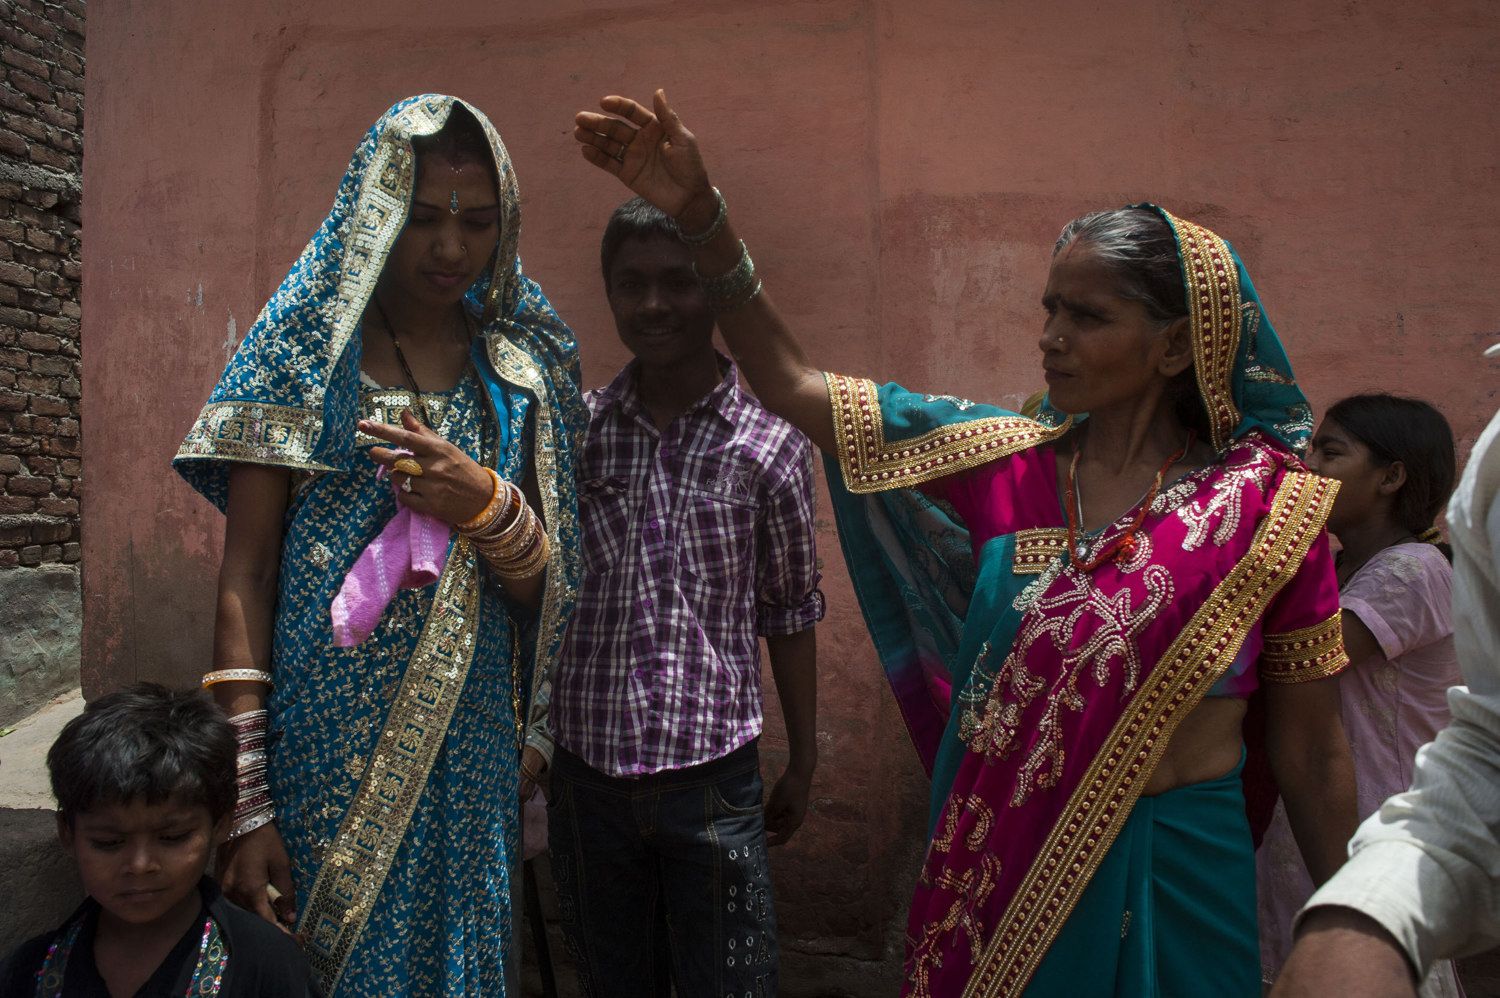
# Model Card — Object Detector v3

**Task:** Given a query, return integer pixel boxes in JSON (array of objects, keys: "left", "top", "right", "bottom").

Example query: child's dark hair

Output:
[
  {"left": 600, "top": 197, "right": 677, "bottom": 290},
  {"left": 1326, "top": 393, "right": 1457, "bottom": 551},
  {"left": 48, "top": 683, "right": 237, "bottom": 826},
  {"left": 412, "top": 102, "right": 499, "bottom": 196}
]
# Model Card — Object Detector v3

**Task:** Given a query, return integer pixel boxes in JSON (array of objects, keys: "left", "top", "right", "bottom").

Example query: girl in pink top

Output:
[{"left": 1258, "top": 394, "right": 1463, "bottom": 996}]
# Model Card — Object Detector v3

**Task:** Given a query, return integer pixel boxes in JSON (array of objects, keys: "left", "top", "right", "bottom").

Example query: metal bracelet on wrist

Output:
[{"left": 673, "top": 187, "right": 727, "bottom": 245}]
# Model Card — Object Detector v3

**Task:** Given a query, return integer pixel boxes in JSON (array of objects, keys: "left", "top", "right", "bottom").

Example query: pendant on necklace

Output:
[{"left": 1075, "top": 543, "right": 1089, "bottom": 560}]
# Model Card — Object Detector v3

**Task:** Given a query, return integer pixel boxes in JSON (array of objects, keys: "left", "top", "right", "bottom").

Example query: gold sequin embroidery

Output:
[
  {"left": 826, "top": 374, "right": 1069, "bottom": 494},
  {"left": 1260, "top": 612, "right": 1349, "bottom": 684},
  {"left": 1012, "top": 528, "right": 1068, "bottom": 575},
  {"left": 961, "top": 471, "right": 1338, "bottom": 998}
]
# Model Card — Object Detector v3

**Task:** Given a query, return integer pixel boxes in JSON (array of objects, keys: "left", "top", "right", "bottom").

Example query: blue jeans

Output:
[{"left": 548, "top": 740, "right": 778, "bottom": 998}]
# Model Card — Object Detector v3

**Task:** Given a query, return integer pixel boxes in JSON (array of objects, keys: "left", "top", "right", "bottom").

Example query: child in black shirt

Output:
[{"left": 0, "top": 683, "right": 320, "bottom": 996}]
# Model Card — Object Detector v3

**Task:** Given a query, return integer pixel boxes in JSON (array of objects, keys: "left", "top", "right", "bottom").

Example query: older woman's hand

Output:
[
  {"left": 359, "top": 408, "right": 496, "bottom": 526},
  {"left": 574, "top": 89, "right": 720, "bottom": 233}
]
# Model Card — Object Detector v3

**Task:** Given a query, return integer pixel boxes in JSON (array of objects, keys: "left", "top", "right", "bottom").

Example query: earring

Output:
[{"left": 450, "top": 191, "right": 460, "bottom": 214}]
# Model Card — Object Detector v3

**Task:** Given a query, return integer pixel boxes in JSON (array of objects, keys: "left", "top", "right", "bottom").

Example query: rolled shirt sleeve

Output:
[{"left": 754, "top": 432, "right": 825, "bottom": 636}]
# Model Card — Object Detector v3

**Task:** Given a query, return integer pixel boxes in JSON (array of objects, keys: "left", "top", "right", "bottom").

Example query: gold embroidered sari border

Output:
[
  {"left": 486, "top": 337, "right": 577, "bottom": 745},
  {"left": 963, "top": 471, "right": 1337, "bottom": 998},
  {"left": 1161, "top": 210, "right": 1243, "bottom": 452},
  {"left": 826, "top": 373, "right": 1069, "bottom": 494},
  {"left": 1261, "top": 611, "right": 1349, "bottom": 683},
  {"left": 298, "top": 539, "right": 482, "bottom": 995},
  {"left": 1012, "top": 528, "right": 1069, "bottom": 575},
  {"left": 175, "top": 400, "right": 334, "bottom": 471}
]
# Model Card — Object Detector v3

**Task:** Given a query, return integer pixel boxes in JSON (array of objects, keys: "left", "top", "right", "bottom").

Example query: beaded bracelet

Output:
[
  {"left": 202, "top": 669, "right": 273, "bottom": 688},
  {"left": 673, "top": 187, "right": 727, "bottom": 245}
]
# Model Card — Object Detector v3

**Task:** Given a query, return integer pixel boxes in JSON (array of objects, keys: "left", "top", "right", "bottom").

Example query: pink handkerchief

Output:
[{"left": 330, "top": 455, "right": 450, "bottom": 646}]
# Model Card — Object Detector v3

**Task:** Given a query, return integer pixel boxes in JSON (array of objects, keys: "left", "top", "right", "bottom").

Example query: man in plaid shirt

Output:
[{"left": 545, "top": 198, "right": 823, "bottom": 998}]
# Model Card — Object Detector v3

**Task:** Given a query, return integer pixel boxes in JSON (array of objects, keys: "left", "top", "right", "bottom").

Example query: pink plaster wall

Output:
[{"left": 84, "top": 0, "right": 1500, "bottom": 970}]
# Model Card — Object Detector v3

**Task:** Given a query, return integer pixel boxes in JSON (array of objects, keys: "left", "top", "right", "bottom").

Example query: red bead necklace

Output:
[{"left": 1065, "top": 431, "right": 1193, "bottom": 572}]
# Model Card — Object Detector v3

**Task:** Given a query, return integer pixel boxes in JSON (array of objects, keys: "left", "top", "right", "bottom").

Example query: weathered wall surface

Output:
[
  {"left": 84, "top": 0, "right": 1500, "bottom": 982},
  {"left": 0, "top": 0, "right": 83, "bottom": 726}
]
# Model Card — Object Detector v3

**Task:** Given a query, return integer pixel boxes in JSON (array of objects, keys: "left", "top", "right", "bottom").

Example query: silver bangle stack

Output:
[
  {"left": 227, "top": 708, "right": 275, "bottom": 839},
  {"left": 694, "top": 240, "right": 763, "bottom": 313},
  {"left": 673, "top": 186, "right": 727, "bottom": 245}
]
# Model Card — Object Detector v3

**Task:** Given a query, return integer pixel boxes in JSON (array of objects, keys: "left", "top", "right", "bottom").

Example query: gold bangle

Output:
[
  {"left": 474, "top": 498, "right": 535, "bottom": 556},
  {"left": 474, "top": 505, "right": 540, "bottom": 564},
  {"left": 456, "top": 468, "right": 505, "bottom": 533},
  {"left": 485, "top": 486, "right": 530, "bottom": 544},
  {"left": 466, "top": 482, "right": 525, "bottom": 543},
  {"left": 491, "top": 530, "right": 550, "bottom": 580},
  {"left": 203, "top": 669, "right": 273, "bottom": 688}
]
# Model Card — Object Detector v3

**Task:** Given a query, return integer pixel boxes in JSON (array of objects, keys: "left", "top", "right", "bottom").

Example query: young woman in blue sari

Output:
[{"left": 175, "top": 96, "right": 585, "bottom": 997}]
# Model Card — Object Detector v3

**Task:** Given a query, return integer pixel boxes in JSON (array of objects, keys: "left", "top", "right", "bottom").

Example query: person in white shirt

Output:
[{"left": 1274, "top": 357, "right": 1500, "bottom": 997}]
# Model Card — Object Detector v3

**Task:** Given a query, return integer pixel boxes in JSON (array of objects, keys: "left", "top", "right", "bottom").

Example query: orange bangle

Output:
[{"left": 456, "top": 468, "right": 505, "bottom": 533}]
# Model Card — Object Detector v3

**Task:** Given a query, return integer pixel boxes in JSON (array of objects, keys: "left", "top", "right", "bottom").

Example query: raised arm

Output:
[{"left": 575, "top": 90, "right": 836, "bottom": 454}]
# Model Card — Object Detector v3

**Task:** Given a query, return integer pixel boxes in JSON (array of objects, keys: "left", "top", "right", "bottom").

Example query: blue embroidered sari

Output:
[{"left": 175, "top": 96, "right": 584, "bottom": 997}]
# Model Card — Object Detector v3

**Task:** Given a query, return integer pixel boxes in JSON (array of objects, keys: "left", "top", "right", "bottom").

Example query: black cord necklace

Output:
[{"left": 372, "top": 297, "right": 441, "bottom": 427}]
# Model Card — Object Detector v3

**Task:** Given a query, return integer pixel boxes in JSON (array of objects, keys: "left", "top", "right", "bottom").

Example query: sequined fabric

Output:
[
  {"left": 821, "top": 207, "right": 1338, "bottom": 997},
  {"left": 173, "top": 95, "right": 585, "bottom": 997}
]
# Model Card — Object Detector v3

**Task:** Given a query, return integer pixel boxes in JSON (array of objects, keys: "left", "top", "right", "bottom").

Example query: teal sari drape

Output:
[{"left": 824, "top": 206, "right": 1335, "bottom": 997}]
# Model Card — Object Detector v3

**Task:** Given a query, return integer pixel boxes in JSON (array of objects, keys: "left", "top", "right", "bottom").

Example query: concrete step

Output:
[{"left": 0, "top": 689, "right": 84, "bottom": 951}]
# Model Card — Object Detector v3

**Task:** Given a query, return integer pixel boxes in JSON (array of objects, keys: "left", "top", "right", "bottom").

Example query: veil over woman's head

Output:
[
  {"left": 1037, "top": 204, "right": 1313, "bottom": 455},
  {"left": 175, "top": 95, "right": 580, "bottom": 510}
]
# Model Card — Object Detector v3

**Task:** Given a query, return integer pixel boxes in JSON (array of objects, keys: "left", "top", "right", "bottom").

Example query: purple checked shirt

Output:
[{"left": 549, "top": 359, "right": 824, "bottom": 776}]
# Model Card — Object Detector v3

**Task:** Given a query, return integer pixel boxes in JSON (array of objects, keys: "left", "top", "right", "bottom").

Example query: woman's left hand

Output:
[{"left": 360, "top": 408, "right": 494, "bottom": 525}]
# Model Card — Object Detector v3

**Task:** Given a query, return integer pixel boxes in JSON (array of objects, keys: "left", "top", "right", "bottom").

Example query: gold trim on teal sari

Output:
[{"left": 823, "top": 207, "right": 1344, "bottom": 997}]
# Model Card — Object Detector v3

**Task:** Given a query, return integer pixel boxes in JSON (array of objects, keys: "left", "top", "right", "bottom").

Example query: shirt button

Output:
[
  {"left": 649, "top": 519, "right": 659, "bottom": 530},
  {"left": 643, "top": 598, "right": 653, "bottom": 608}
]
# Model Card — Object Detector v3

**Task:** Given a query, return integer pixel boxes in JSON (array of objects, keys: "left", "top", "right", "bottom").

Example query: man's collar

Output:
[{"left": 598, "top": 351, "right": 743, "bottom": 422}]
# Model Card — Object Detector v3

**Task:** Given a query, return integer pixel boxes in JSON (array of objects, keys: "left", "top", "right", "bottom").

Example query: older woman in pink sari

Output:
[{"left": 572, "top": 90, "right": 1359, "bottom": 996}]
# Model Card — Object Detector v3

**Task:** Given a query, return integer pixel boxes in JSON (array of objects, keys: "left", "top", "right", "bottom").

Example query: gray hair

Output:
[
  {"left": 1053, "top": 207, "right": 1187, "bottom": 325},
  {"left": 1055, "top": 207, "right": 1211, "bottom": 437}
]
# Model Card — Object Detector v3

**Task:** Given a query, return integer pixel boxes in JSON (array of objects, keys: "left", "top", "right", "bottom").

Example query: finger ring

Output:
[
  {"left": 400, "top": 478, "right": 414, "bottom": 494},
  {"left": 393, "top": 457, "right": 424, "bottom": 477}
]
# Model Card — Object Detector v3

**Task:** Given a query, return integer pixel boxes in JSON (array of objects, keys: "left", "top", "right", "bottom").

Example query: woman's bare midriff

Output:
[{"left": 1140, "top": 695, "right": 1248, "bottom": 796}]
